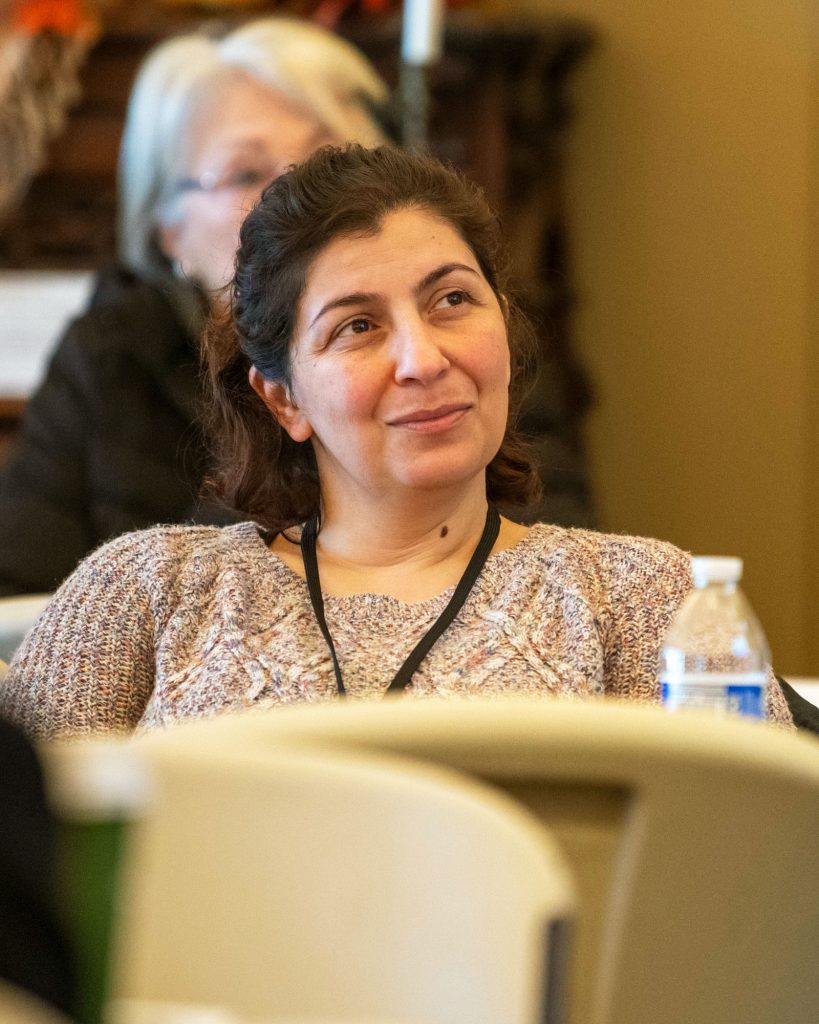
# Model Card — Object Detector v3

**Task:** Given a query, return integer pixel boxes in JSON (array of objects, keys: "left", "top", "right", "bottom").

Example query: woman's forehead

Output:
[
  {"left": 183, "top": 70, "right": 328, "bottom": 169},
  {"left": 304, "top": 209, "right": 482, "bottom": 293}
]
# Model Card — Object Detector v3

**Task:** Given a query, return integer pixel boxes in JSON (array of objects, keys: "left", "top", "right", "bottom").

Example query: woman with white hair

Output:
[{"left": 0, "top": 17, "right": 389, "bottom": 597}]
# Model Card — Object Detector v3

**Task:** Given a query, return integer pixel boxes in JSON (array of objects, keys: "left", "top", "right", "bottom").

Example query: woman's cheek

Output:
[
  {"left": 331, "top": 375, "right": 377, "bottom": 422},
  {"left": 470, "top": 327, "right": 510, "bottom": 385}
]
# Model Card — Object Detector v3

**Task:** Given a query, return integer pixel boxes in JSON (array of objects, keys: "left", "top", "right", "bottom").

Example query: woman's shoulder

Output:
[
  {"left": 525, "top": 522, "right": 687, "bottom": 563},
  {"left": 55, "top": 521, "right": 265, "bottom": 602},
  {"left": 51, "top": 272, "right": 192, "bottom": 373},
  {"left": 521, "top": 523, "right": 692, "bottom": 591},
  {"left": 82, "top": 520, "right": 265, "bottom": 572},
  {"left": 81, "top": 267, "right": 186, "bottom": 324}
]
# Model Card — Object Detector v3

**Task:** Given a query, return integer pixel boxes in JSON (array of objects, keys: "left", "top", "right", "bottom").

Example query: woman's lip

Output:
[{"left": 388, "top": 404, "right": 471, "bottom": 431}]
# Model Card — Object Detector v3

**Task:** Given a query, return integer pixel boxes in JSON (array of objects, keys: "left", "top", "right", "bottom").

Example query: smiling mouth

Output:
[{"left": 388, "top": 404, "right": 471, "bottom": 432}]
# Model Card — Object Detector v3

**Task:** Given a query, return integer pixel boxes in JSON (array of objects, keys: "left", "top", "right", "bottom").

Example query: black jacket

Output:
[{"left": 0, "top": 270, "right": 234, "bottom": 596}]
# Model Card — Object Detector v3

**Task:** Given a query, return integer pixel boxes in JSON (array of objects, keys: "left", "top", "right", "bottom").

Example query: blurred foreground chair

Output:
[
  {"left": 150, "top": 699, "right": 819, "bottom": 1024},
  {"left": 0, "top": 593, "right": 51, "bottom": 662},
  {"left": 42, "top": 736, "right": 576, "bottom": 1024}
]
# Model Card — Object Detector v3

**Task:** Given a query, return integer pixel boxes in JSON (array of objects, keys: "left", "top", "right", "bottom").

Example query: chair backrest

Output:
[
  {"left": 94, "top": 738, "right": 576, "bottom": 1024},
  {"left": 0, "top": 592, "right": 51, "bottom": 662},
  {"left": 150, "top": 698, "right": 819, "bottom": 1024}
]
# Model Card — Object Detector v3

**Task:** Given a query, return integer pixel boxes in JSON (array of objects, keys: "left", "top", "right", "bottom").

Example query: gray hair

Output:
[{"left": 118, "top": 17, "right": 389, "bottom": 283}]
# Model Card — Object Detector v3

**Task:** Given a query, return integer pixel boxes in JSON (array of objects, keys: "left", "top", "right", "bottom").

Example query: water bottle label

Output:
[{"left": 660, "top": 672, "right": 766, "bottom": 719}]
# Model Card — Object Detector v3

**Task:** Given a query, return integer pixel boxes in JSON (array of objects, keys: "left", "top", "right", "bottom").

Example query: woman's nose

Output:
[{"left": 393, "top": 319, "right": 450, "bottom": 384}]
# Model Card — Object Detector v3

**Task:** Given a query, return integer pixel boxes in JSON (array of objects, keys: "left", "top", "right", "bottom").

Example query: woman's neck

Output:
[
  {"left": 271, "top": 483, "right": 529, "bottom": 601},
  {"left": 318, "top": 486, "right": 488, "bottom": 572}
]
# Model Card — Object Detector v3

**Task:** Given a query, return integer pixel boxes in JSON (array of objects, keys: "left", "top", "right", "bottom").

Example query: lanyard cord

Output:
[{"left": 300, "top": 504, "right": 501, "bottom": 697}]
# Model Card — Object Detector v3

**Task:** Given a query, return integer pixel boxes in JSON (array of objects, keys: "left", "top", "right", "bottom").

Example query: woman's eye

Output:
[
  {"left": 434, "top": 290, "right": 469, "bottom": 310},
  {"left": 337, "top": 317, "right": 373, "bottom": 338}
]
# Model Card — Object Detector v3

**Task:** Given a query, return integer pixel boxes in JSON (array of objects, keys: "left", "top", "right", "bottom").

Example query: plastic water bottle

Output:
[{"left": 659, "top": 556, "right": 769, "bottom": 719}]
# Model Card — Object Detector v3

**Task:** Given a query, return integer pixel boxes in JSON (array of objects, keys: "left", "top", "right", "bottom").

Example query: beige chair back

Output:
[
  {"left": 103, "top": 738, "right": 576, "bottom": 1024},
  {"left": 149, "top": 698, "right": 819, "bottom": 1024}
]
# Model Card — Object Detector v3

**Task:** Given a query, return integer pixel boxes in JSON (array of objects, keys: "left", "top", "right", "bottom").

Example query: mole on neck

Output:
[{"left": 440, "top": 525, "right": 449, "bottom": 539}]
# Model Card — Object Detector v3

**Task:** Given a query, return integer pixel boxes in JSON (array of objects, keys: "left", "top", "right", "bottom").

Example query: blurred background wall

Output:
[{"left": 489, "top": 0, "right": 817, "bottom": 676}]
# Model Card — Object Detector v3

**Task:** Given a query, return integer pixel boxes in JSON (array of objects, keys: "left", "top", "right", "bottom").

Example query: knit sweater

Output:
[{"left": 0, "top": 521, "right": 793, "bottom": 737}]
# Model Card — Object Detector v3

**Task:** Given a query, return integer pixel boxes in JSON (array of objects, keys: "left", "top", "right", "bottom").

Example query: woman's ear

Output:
[
  {"left": 248, "top": 366, "right": 313, "bottom": 443},
  {"left": 499, "top": 292, "right": 510, "bottom": 324}
]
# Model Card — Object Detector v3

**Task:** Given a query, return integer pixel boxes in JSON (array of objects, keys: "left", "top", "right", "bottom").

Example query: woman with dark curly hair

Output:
[{"left": 0, "top": 144, "right": 794, "bottom": 736}]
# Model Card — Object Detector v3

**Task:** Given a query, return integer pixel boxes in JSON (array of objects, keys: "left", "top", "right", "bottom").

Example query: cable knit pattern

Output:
[{"left": 0, "top": 521, "right": 793, "bottom": 737}]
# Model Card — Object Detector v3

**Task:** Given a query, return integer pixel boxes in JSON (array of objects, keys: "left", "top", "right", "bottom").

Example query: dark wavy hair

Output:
[{"left": 203, "top": 143, "right": 542, "bottom": 532}]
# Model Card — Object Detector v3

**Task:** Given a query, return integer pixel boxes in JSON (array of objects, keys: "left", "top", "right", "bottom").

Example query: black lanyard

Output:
[{"left": 300, "top": 504, "right": 501, "bottom": 696}]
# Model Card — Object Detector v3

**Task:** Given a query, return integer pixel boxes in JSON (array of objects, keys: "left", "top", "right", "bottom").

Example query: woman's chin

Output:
[{"left": 391, "top": 453, "right": 490, "bottom": 496}]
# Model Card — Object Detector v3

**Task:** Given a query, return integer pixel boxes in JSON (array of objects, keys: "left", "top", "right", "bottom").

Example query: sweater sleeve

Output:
[
  {"left": 0, "top": 529, "right": 180, "bottom": 739},
  {"left": 597, "top": 535, "right": 793, "bottom": 727}
]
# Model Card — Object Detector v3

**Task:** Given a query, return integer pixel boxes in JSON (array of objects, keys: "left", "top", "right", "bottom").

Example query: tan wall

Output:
[{"left": 490, "top": 0, "right": 816, "bottom": 674}]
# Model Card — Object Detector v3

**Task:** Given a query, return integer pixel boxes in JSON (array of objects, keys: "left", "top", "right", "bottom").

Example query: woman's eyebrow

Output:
[
  {"left": 309, "top": 292, "right": 377, "bottom": 329},
  {"left": 414, "top": 262, "right": 479, "bottom": 294},
  {"left": 308, "top": 263, "right": 480, "bottom": 330}
]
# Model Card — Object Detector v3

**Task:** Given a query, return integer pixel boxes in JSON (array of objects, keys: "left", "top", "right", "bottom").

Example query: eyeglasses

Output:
[{"left": 173, "top": 165, "right": 279, "bottom": 197}]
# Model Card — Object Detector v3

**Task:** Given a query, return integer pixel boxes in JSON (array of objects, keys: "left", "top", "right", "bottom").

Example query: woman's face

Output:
[
  {"left": 158, "top": 71, "right": 334, "bottom": 295},
  {"left": 252, "top": 208, "right": 511, "bottom": 508}
]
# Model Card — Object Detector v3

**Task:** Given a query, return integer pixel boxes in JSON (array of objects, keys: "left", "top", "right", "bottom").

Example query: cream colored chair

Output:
[
  {"left": 62, "top": 738, "right": 575, "bottom": 1024},
  {"left": 154, "top": 699, "right": 819, "bottom": 1024},
  {"left": 0, "top": 592, "right": 51, "bottom": 662}
]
